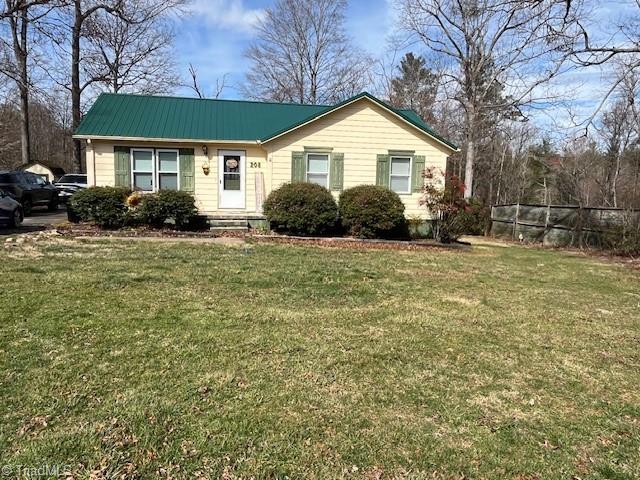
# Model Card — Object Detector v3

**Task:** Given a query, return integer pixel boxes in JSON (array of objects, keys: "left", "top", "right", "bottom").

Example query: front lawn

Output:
[{"left": 1, "top": 238, "right": 639, "bottom": 479}]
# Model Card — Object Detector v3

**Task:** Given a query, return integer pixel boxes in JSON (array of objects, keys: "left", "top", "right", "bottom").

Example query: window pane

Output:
[
  {"left": 134, "top": 172, "right": 153, "bottom": 191},
  {"left": 307, "top": 154, "right": 328, "bottom": 173},
  {"left": 159, "top": 173, "right": 178, "bottom": 190},
  {"left": 158, "top": 151, "right": 177, "bottom": 172},
  {"left": 133, "top": 150, "right": 153, "bottom": 171},
  {"left": 307, "top": 173, "right": 328, "bottom": 188},
  {"left": 224, "top": 174, "right": 240, "bottom": 190},
  {"left": 391, "top": 158, "right": 410, "bottom": 175},
  {"left": 390, "top": 176, "right": 409, "bottom": 193}
]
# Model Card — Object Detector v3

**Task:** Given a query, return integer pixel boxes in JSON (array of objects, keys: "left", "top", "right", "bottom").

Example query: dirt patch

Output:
[
  {"left": 250, "top": 235, "right": 469, "bottom": 252},
  {"left": 442, "top": 295, "right": 480, "bottom": 306},
  {"left": 75, "top": 235, "right": 246, "bottom": 246}
]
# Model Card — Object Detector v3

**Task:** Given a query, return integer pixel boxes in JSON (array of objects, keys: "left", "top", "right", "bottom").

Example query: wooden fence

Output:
[{"left": 490, "top": 203, "right": 640, "bottom": 247}]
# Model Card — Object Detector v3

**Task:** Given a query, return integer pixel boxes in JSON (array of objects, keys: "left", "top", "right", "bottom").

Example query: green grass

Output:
[{"left": 1, "top": 238, "right": 639, "bottom": 479}]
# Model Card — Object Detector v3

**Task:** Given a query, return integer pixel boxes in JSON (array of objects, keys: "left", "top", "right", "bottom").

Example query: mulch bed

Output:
[
  {"left": 53, "top": 223, "right": 466, "bottom": 251},
  {"left": 55, "top": 223, "right": 246, "bottom": 239}
]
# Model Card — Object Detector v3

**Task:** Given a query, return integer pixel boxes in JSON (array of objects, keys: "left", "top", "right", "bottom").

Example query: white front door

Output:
[{"left": 218, "top": 150, "right": 245, "bottom": 209}]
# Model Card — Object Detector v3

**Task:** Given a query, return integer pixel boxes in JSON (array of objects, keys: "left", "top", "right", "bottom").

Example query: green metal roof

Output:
[{"left": 75, "top": 92, "right": 458, "bottom": 150}]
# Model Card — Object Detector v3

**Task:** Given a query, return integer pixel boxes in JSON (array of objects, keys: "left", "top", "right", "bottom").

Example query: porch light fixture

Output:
[
  {"left": 202, "top": 161, "right": 210, "bottom": 175},
  {"left": 202, "top": 145, "right": 208, "bottom": 155}
]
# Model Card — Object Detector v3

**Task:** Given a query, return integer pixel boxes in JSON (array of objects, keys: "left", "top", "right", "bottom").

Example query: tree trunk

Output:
[
  {"left": 18, "top": 80, "right": 30, "bottom": 166},
  {"left": 464, "top": 108, "right": 475, "bottom": 199},
  {"left": 464, "top": 139, "right": 474, "bottom": 199},
  {"left": 10, "top": 6, "right": 31, "bottom": 166},
  {"left": 71, "top": 1, "right": 83, "bottom": 173},
  {"left": 495, "top": 144, "right": 507, "bottom": 205}
]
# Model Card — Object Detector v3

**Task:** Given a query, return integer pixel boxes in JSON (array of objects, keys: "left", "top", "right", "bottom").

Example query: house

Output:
[
  {"left": 20, "top": 162, "right": 66, "bottom": 183},
  {"left": 73, "top": 92, "right": 458, "bottom": 227}
]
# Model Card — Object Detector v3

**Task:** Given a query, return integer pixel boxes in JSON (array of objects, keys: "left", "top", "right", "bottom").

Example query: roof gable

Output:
[
  {"left": 74, "top": 92, "right": 458, "bottom": 151},
  {"left": 260, "top": 92, "right": 458, "bottom": 151}
]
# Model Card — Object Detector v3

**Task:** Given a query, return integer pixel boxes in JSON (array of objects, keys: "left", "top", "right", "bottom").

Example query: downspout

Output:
[{"left": 87, "top": 139, "right": 96, "bottom": 186}]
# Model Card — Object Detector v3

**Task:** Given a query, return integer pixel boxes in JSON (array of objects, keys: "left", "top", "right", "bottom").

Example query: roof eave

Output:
[{"left": 73, "top": 134, "right": 261, "bottom": 145}]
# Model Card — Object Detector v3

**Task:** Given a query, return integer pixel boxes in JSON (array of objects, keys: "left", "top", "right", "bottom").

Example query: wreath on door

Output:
[{"left": 226, "top": 158, "right": 239, "bottom": 170}]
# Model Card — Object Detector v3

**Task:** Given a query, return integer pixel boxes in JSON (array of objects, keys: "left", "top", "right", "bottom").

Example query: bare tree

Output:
[
  {"left": 41, "top": 0, "right": 186, "bottom": 172},
  {"left": 65, "top": 0, "right": 124, "bottom": 172},
  {"left": 571, "top": 2, "right": 639, "bottom": 65},
  {"left": 186, "top": 64, "right": 227, "bottom": 99},
  {"left": 81, "top": 0, "right": 182, "bottom": 94},
  {"left": 399, "top": 0, "right": 581, "bottom": 198},
  {"left": 0, "top": 0, "right": 52, "bottom": 165},
  {"left": 187, "top": 62, "right": 202, "bottom": 98},
  {"left": 567, "top": 2, "right": 640, "bottom": 130},
  {"left": 243, "top": 0, "right": 371, "bottom": 105}
]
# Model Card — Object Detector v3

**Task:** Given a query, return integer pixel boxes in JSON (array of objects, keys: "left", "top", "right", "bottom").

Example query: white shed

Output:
[{"left": 21, "top": 163, "right": 66, "bottom": 182}]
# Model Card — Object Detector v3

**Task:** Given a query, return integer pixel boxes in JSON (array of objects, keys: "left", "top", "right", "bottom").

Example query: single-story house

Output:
[
  {"left": 20, "top": 162, "right": 66, "bottom": 183},
  {"left": 73, "top": 92, "right": 458, "bottom": 225}
]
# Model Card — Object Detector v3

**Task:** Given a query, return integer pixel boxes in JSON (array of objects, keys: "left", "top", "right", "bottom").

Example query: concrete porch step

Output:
[
  {"left": 208, "top": 217, "right": 250, "bottom": 232},
  {"left": 210, "top": 219, "right": 248, "bottom": 227},
  {"left": 206, "top": 215, "right": 268, "bottom": 232},
  {"left": 209, "top": 225, "right": 249, "bottom": 232}
]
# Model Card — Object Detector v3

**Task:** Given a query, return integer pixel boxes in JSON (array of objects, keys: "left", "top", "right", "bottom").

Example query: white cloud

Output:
[{"left": 189, "top": 0, "right": 265, "bottom": 33}]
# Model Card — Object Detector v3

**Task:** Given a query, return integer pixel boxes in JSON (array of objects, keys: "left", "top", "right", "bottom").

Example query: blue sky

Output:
[
  {"left": 171, "top": 0, "right": 636, "bottom": 136},
  {"left": 174, "top": 0, "right": 395, "bottom": 99}
]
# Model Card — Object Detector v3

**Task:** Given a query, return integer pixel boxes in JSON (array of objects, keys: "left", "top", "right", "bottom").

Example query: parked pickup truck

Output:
[
  {"left": 0, "top": 171, "right": 58, "bottom": 215},
  {"left": 54, "top": 174, "right": 88, "bottom": 203}
]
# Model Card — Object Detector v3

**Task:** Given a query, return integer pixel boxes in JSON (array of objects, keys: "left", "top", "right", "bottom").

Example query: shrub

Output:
[
  {"left": 69, "top": 186, "right": 131, "bottom": 229},
  {"left": 263, "top": 182, "right": 338, "bottom": 236},
  {"left": 459, "top": 198, "right": 491, "bottom": 235},
  {"left": 421, "top": 168, "right": 492, "bottom": 242},
  {"left": 602, "top": 209, "right": 640, "bottom": 256},
  {"left": 338, "top": 185, "right": 407, "bottom": 239},
  {"left": 138, "top": 190, "right": 198, "bottom": 229}
]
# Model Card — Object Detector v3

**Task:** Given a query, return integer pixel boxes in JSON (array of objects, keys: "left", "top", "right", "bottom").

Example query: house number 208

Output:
[{"left": 250, "top": 162, "right": 262, "bottom": 168}]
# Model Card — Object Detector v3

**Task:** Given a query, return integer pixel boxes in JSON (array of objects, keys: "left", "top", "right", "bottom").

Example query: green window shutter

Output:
[
  {"left": 329, "top": 152, "right": 344, "bottom": 190},
  {"left": 291, "top": 151, "right": 306, "bottom": 182},
  {"left": 412, "top": 155, "right": 426, "bottom": 193},
  {"left": 114, "top": 146, "right": 131, "bottom": 187},
  {"left": 376, "top": 154, "right": 390, "bottom": 188},
  {"left": 179, "top": 148, "right": 195, "bottom": 193}
]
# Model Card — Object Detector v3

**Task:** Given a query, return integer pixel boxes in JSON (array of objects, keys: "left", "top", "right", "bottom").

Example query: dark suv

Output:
[{"left": 0, "top": 171, "right": 59, "bottom": 215}]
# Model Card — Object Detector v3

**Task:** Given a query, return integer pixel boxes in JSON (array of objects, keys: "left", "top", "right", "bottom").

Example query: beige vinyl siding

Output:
[
  {"left": 84, "top": 97, "right": 451, "bottom": 218},
  {"left": 86, "top": 140, "right": 268, "bottom": 215},
  {"left": 265, "top": 98, "right": 450, "bottom": 219}
]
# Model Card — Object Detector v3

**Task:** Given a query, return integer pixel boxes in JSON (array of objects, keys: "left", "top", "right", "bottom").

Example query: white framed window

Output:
[
  {"left": 156, "top": 149, "right": 179, "bottom": 191},
  {"left": 390, "top": 156, "right": 411, "bottom": 194},
  {"left": 131, "top": 148, "right": 154, "bottom": 191},
  {"left": 130, "top": 148, "right": 180, "bottom": 192},
  {"left": 306, "top": 152, "right": 329, "bottom": 188}
]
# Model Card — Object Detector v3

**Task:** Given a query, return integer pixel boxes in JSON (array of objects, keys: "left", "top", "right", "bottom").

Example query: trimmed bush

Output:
[
  {"left": 339, "top": 185, "right": 407, "bottom": 239},
  {"left": 69, "top": 186, "right": 131, "bottom": 229},
  {"left": 458, "top": 198, "right": 491, "bottom": 235},
  {"left": 138, "top": 190, "right": 198, "bottom": 229},
  {"left": 263, "top": 182, "right": 338, "bottom": 236}
]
